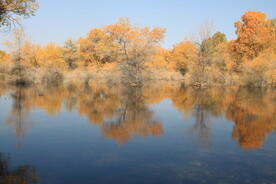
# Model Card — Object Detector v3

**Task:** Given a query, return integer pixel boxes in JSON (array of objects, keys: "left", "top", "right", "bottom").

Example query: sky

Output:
[{"left": 1, "top": 0, "right": 276, "bottom": 50}]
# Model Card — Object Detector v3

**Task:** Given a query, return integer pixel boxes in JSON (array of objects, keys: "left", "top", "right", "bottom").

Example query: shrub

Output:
[{"left": 41, "top": 70, "right": 64, "bottom": 86}]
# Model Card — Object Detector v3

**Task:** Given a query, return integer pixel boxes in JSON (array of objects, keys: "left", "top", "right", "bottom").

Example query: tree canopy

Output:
[{"left": 228, "top": 11, "right": 275, "bottom": 66}]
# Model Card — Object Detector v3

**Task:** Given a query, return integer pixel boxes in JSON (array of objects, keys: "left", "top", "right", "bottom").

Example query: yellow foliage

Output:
[
  {"left": 1, "top": 12, "right": 276, "bottom": 86},
  {"left": 0, "top": 51, "right": 11, "bottom": 63},
  {"left": 105, "top": 17, "right": 166, "bottom": 61},
  {"left": 37, "top": 43, "right": 66, "bottom": 69},
  {"left": 172, "top": 40, "right": 198, "bottom": 72},
  {"left": 21, "top": 41, "right": 42, "bottom": 67},
  {"left": 149, "top": 46, "right": 174, "bottom": 70},
  {"left": 240, "top": 49, "right": 276, "bottom": 86},
  {"left": 78, "top": 28, "right": 119, "bottom": 67}
]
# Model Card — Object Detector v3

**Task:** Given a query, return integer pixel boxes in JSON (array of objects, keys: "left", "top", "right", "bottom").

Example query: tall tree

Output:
[
  {"left": 105, "top": 18, "right": 166, "bottom": 62},
  {"left": 200, "top": 31, "right": 227, "bottom": 59},
  {"left": 105, "top": 18, "right": 166, "bottom": 85},
  {"left": 4, "top": 28, "right": 27, "bottom": 84},
  {"left": 228, "top": 11, "right": 275, "bottom": 71},
  {"left": 63, "top": 39, "right": 78, "bottom": 70},
  {"left": 172, "top": 40, "right": 197, "bottom": 75}
]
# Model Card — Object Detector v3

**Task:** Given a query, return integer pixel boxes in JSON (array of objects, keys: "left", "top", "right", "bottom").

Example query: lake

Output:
[{"left": 0, "top": 81, "right": 275, "bottom": 184}]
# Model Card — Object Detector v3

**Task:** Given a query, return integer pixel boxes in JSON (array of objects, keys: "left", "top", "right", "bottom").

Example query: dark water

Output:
[{"left": 0, "top": 82, "right": 275, "bottom": 184}]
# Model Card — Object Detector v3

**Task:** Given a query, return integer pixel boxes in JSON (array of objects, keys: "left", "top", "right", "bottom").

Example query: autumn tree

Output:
[
  {"left": 150, "top": 46, "right": 175, "bottom": 70},
  {"left": 200, "top": 31, "right": 227, "bottom": 58},
  {"left": 172, "top": 40, "right": 197, "bottom": 75},
  {"left": 241, "top": 49, "right": 276, "bottom": 86},
  {"left": 63, "top": 39, "right": 78, "bottom": 69},
  {"left": 227, "top": 11, "right": 276, "bottom": 86},
  {"left": 0, "top": 0, "right": 39, "bottom": 30},
  {"left": 204, "top": 32, "right": 228, "bottom": 84},
  {"left": 21, "top": 41, "right": 41, "bottom": 67},
  {"left": 4, "top": 28, "right": 25, "bottom": 62},
  {"left": 4, "top": 28, "right": 29, "bottom": 84},
  {"left": 105, "top": 18, "right": 166, "bottom": 85},
  {"left": 78, "top": 28, "right": 118, "bottom": 67},
  {"left": 37, "top": 43, "right": 66, "bottom": 85},
  {"left": 186, "top": 21, "right": 228, "bottom": 85},
  {"left": 188, "top": 21, "right": 216, "bottom": 86},
  {"left": 228, "top": 11, "right": 275, "bottom": 71},
  {"left": 105, "top": 18, "right": 165, "bottom": 62},
  {"left": 37, "top": 43, "right": 65, "bottom": 69}
]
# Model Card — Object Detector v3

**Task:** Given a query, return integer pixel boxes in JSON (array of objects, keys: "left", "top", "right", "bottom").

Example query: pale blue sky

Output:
[{"left": 1, "top": 0, "right": 276, "bottom": 50}]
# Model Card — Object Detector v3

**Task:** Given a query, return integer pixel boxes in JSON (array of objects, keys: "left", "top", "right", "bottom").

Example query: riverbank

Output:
[{"left": 1, "top": 62, "right": 276, "bottom": 88}]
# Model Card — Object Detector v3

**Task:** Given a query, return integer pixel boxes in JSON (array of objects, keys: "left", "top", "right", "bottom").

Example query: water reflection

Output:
[
  {"left": 77, "top": 82, "right": 120, "bottom": 124},
  {"left": 225, "top": 87, "right": 276, "bottom": 149},
  {"left": 0, "top": 153, "right": 39, "bottom": 184},
  {"left": 102, "top": 87, "right": 164, "bottom": 144},
  {"left": 5, "top": 87, "right": 32, "bottom": 137},
  {"left": 174, "top": 88, "right": 214, "bottom": 149},
  {"left": 1, "top": 81, "right": 275, "bottom": 149}
]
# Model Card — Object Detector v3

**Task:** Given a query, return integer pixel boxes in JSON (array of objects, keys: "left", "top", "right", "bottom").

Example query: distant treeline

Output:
[{"left": 0, "top": 1, "right": 275, "bottom": 87}]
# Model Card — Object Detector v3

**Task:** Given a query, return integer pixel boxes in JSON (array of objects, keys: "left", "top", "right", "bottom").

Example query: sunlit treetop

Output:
[
  {"left": 105, "top": 17, "right": 166, "bottom": 61},
  {"left": 228, "top": 11, "right": 275, "bottom": 67}
]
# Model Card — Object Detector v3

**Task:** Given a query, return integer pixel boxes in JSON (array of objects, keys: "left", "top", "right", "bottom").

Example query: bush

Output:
[
  {"left": 120, "top": 58, "right": 146, "bottom": 86},
  {"left": 240, "top": 50, "right": 276, "bottom": 87},
  {"left": 7, "top": 64, "right": 32, "bottom": 86},
  {"left": 42, "top": 70, "right": 64, "bottom": 86}
]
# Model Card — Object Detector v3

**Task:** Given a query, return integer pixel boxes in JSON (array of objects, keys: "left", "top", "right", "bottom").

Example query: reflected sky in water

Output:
[{"left": 0, "top": 82, "right": 275, "bottom": 184}]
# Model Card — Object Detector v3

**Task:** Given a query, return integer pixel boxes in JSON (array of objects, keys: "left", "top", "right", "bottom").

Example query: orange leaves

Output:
[
  {"left": 226, "top": 11, "right": 276, "bottom": 86},
  {"left": 150, "top": 46, "right": 174, "bottom": 70},
  {"left": 241, "top": 11, "right": 267, "bottom": 27},
  {"left": 229, "top": 11, "right": 275, "bottom": 69},
  {"left": 150, "top": 41, "right": 197, "bottom": 72},
  {"left": 171, "top": 40, "right": 198, "bottom": 73},
  {"left": 173, "top": 41, "right": 197, "bottom": 62},
  {"left": 105, "top": 17, "right": 166, "bottom": 61},
  {"left": 1, "top": 12, "right": 276, "bottom": 86}
]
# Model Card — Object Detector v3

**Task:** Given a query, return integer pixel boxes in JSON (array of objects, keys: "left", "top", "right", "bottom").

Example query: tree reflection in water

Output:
[
  {"left": 5, "top": 87, "right": 32, "bottom": 138},
  {"left": 2, "top": 81, "right": 275, "bottom": 149},
  {"left": 172, "top": 85, "right": 276, "bottom": 150},
  {"left": 225, "top": 87, "right": 276, "bottom": 149},
  {"left": 102, "top": 86, "right": 164, "bottom": 144}
]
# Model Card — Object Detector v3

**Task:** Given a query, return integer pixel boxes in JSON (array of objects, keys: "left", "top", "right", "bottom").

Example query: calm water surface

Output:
[{"left": 0, "top": 82, "right": 275, "bottom": 184}]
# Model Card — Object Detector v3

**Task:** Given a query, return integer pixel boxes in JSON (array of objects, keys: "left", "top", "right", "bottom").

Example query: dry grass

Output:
[{"left": 0, "top": 60, "right": 274, "bottom": 88}]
